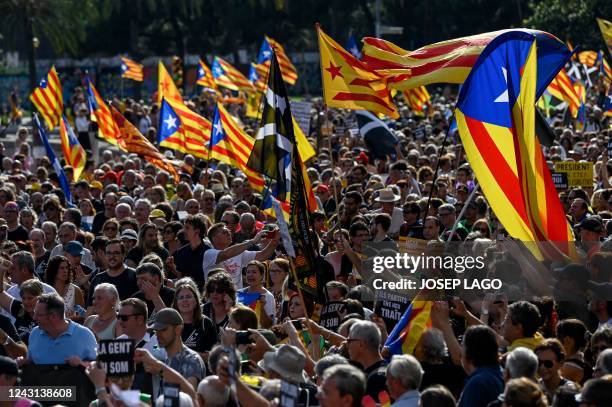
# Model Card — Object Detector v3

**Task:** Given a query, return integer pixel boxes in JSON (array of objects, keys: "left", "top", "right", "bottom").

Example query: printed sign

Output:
[
  {"left": 375, "top": 291, "right": 411, "bottom": 333},
  {"left": 551, "top": 172, "right": 569, "bottom": 190},
  {"left": 97, "top": 339, "right": 135, "bottom": 377},
  {"left": 317, "top": 301, "right": 346, "bottom": 332},
  {"left": 553, "top": 162, "right": 593, "bottom": 187}
]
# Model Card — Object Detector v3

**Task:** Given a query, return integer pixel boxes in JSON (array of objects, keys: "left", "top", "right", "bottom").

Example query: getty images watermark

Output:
[{"left": 356, "top": 240, "right": 599, "bottom": 302}]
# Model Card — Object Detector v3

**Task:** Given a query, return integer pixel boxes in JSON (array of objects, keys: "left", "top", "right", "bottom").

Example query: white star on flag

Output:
[
  {"left": 213, "top": 121, "right": 223, "bottom": 137},
  {"left": 263, "top": 50, "right": 271, "bottom": 58},
  {"left": 494, "top": 67, "right": 509, "bottom": 103},
  {"left": 164, "top": 116, "right": 177, "bottom": 130}
]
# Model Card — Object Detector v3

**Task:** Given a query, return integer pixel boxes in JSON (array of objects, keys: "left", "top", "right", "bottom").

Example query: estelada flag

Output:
[
  {"left": 111, "top": 105, "right": 179, "bottom": 182},
  {"left": 258, "top": 36, "right": 298, "bottom": 85},
  {"left": 455, "top": 31, "right": 575, "bottom": 261},
  {"left": 317, "top": 25, "right": 398, "bottom": 119},
  {"left": 86, "top": 77, "right": 124, "bottom": 150},
  {"left": 120, "top": 57, "right": 144, "bottom": 82},
  {"left": 196, "top": 59, "right": 217, "bottom": 90},
  {"left": 547, "top": 68, "right": 581, "bottom": 118},
  {"left": 59, "top": 115, "right": 86, "bottom": 181},
  {"left": 597, "top": 18, "right": 612, "bottom": 54},
  {"left": 30, "top": 66, "right": 63, "bottom": 129}
]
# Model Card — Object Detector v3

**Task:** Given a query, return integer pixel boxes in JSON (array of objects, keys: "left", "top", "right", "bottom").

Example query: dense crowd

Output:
[{"left": 0, "top": 75, "right": 610, "bottom": 407}]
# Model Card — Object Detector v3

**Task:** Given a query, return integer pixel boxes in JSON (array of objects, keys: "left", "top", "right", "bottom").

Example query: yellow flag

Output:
[
  {"left": 597, "top": 18, "right": 612, "bottom": 53},
  {"left": 293, "top": 116, "right": 315, "bottom": 162}
]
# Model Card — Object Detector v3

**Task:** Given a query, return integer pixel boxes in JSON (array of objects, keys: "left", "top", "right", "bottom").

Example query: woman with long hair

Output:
[
  {"left": 84, "top": 283, "right": 121, "bottom": 340},
  {"left": 40, "top": 197, "right": 64, "bottom": 226},
  {"left": 102, "top": 218, "right": 120, "bottom": 240},
  {"left": 172, "top": 278, "right": 216, "bottom": 361},
  {"left": 125, "top": 223, "right": 169, "bottom": 268},
  {"left": 239, "top": 260, "right": 275, "bottom": 328},
  {"left": 44, "top": 255, "right": 84, "bottom": 320},
  {"left": 203, "top": 271, "right": 236, "bottom": 332},
  {"left": 0, "top": 276, "right": 40, "bottom": 345},
  {"left": 267, "top": 258, "right": 289, "bottom": 321}
]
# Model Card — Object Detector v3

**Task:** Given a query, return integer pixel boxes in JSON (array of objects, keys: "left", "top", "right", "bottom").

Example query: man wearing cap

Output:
[
  {"left": 316, "top": 184, "right": 337, "bottom": 217},
  {"left": 373, "top": 188, "right": 404, "bottom": 237},
  {"left": 259, "top": 344, "right": 318, "bottom": 402},
  {"left": 577, "top": 217, "right": 604, "bottom": 258},
  {"left": 50, "top": 222, "right": 96, "bottom": 270},
  {"left": 4, "top": 202, "right": 29, "bottom": 242},
  {"left": 121, "top": 229, "right": 138, "bottom": 253},
  {"left": 151, "top": 308, "right": 205, "bottom": 389},
  {"left": 92, "top": 192, "right": 118, "bottom": 235},
  {"left": 64, "top": 240, "right": 94, "bottom": 279},
  {"left": 89, "top": 180, "right": 104, "bottom": 206},
  {"left": 150, "top": 209, "right": 167, "bottom": 230}
]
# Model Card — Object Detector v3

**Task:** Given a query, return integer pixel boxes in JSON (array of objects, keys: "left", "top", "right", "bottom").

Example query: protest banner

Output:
[
  {"left": 97, "top": 339, "right": 135, "bottom": 377},
  {"left": 553, "top": 162, "right": 593, "bottom": 187}
]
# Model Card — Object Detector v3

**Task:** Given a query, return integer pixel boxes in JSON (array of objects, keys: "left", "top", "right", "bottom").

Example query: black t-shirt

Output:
[
  {"left": 91, "top": 212, "right": 108, "bottom": 235},
  {"left": 363, "top": 359, "right": 388, "bottom": 403},
  {"left": 174, "top": 242, "right": 211, "bottom": 290},
  {"left": 126, "top": 246, "right": 169, "bottom": 267},
  {"left": 202, "top": 302, "right": 229, "bottom": 335},
  {"left": 133, "top": 286, "right": 176, "bottom": 315},
  {"left": 87, "top": 268, "right": 139, "bottom": 306},
  {"left": 181, "top": 316, "right": 217, "bottom": 353},
  {"left": 10, "top": 299, "right": 36, "bottom": 344},
  {"left": 420, "top": 359, "right": 467, "bottom": 398},
  {"left": 7, "top": 225, "right": 29, "bottom": 242},
  {"left": 0, "top": 313, "right": 22, "bottom": 356},
  {"left": 35, "top": 251, "right": 51, "bottom": 279}
]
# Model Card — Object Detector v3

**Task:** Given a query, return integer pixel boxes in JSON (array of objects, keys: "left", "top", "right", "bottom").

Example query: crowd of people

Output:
[{"left": 0, "top": 73, "right": 610, "bottom": 407}]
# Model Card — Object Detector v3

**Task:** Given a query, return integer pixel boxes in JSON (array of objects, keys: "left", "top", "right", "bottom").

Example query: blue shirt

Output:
[
  {"left": 458, "top": 365, "right": 503, "bottom": 407},
  {"left": 28, "top": 320, "right": 97, "bottom": 364},
  {"left": 392, "top": 389, "right": 420, "bottom": 407}
]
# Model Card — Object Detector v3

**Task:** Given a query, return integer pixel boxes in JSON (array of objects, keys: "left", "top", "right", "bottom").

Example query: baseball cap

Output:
[
  {"left": 150, "top": 308, "right": 183, "bottom": 330},
  {"left": 577, "top": 217, "right": 603, "bottom": 233},
  {"left": 65, "top": 240, "right": 84, "bottom": 257},
  {"left": 150, "top": 209, "right": 166, "bottom": 219},
  {"left": 90, "top": 181, "right": 103, "bottom": 190},
  {"left": 121, "top": 229, "right": 138, "bottom": 241}
]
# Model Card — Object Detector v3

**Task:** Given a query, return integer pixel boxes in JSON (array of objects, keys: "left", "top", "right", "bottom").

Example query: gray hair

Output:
[
  {"left": 135, "top": 198, "right": 152, "bottom": 210},
  {"left": 94, "top": 283, "right": 119, "bottom": 311},
  {"left": 197, "top": 375, "right": 229, "bottom": 407},
  {"left": 388, "top": 354, "right": 424, "bottom": 390},
  {"left": 239, "top": 212, "right": 255, "bottom": 226},
  {"left": 42, "top": 221, "right": 58, "bottom": 233},
  {"left": 596, "top": 348, "right": 612, "bottom": 376},
  {"left": 29, "top": 228, "right": 45, "bottom": 240},
  {"left": 11, "top": 251, "right": 34, "bottom": 275},
  {"left": 349, "top": 321, "right": 381, "bottom": 352},
  {"left": 322, "top": 365, "right": 366, "bottom": 406},
  {"left": 505, "top": 347, "right": 538, "bottom": 380},
  {"left": 115, "top": 203, "right": 132, "bottom": 213},
  {"left": 59, "top": 222, "right": 77, "bottom": 232},
  {"left": 314, "top": 354, "right": 349, "bottom": 379},
  {"left": 420, "top": 328, "right": 448, "bottom": 362}
]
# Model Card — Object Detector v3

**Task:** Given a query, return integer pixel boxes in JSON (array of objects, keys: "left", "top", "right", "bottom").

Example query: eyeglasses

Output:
[
  {"left": 346, "top": 338, "right": 362, "bottom": 344},
  {"left": 104, "top": 227, "right": 117, "bottom": 231},
  {"left": 177, "top": 295, "right": 195, "bottom": 301},
  {"left": 164, "top": 230, "right": 174, "bottom": 234},
  {"left": 117, "top": 314, "right": 137, "bottom": 321},
  {"left": 538, "top": 359, "right": 554, "bottom": 369},
  {"left": 203, "top": 198, "right": 215, "bottom": 202},
  {"left": 106, "top": 251, "right": 122, "bottom": 256}
]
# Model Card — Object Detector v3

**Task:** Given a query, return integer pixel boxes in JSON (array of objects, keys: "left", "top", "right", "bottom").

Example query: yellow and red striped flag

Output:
[
  {"left": 257, "top": 36, "right": 298, "bottom": 85},
  {"left": 212, "top": 56, "right": 255, "bottom": 92},
  {"left": 111, "top": 105, "right": 179, "bottom": 182},
  {"left": 59, "top": 115, "right": 86, "bottom": 180},
  {"left": 211, "top": 102, "right": 267, "bottom": 191},
  {"left": 317, "top": 25, "right": 399, "bottom": 119},
  {"left": 157, "top": 61, "right": 211, "bottom": 158},
  {"left": 547, "top": 68, "right": 581, "bottom": 118},
  {"left": 86, "top": 78, "right": 124, "bottom": 149},
  {"left": 30, "top": 66, "right": 63, "bottom": 129},
  {"left": 196, "top": 59, "right": 217, "bottom": 90},
  {"left": 578, "top": 50, "right": 598, "bottom": 67},
  {"left": 403, "top": 86, "right": 431, "bottom": 116},
  {"left": 120, "top": 57, "right": 144, "bottom": 82},
  {"left": 248, "top": 62, "right": 268, "bottom": 92}
]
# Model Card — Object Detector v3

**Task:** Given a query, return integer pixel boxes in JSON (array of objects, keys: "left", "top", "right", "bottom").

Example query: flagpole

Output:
[
  {"left": 422, "top": 113, "right": 454, "bottom": 223},
  {"left": 446, "top": 183, "right": 479, "bottom": 243},
  {"left": 120, "top": 76, "right": 124, "bottom": 101}
]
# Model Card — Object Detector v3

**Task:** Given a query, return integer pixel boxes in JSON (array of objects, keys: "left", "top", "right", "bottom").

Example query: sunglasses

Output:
[
  {"left": 207, "top": 287, "right": 225, "bottom": 294},
  {"left": 538, "top": 359, "right": 554, "bottom": 369},
  {"left": 117, "top": 314, "right": 137, "bottom": 321}
]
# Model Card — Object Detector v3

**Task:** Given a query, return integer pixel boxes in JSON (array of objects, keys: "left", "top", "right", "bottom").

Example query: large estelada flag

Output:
[
  {"left": 59, "top": 115, "right": 86, "bottom": 181},
  {"left": 30, "top": 66, "right": 63, "bottom": 129},
  {"left": 384, "top": 300, "right": 432, "bottom": 356},
  {"left": 455, "top": 31, "right": 575, "bottom": 260},
  {"left": 120, "top": 57, "right": 144, "bottom": 82},
  {"left": 110, "top": 106, "right": 179, "bottom": 182},
  {"left": 211, "top": 102, "right": 266, "bottom": 191},
  {"left": 87, "top": 77, "right": 125, "bottom": 150},
  {"left": 317, "top": 25, "right": 399, "bottom": 119},
  {"left": 157, "top": 61, "right": 211, "bottom": 158},
  {"left": 361, "top": 29, "right": 570, "bottom": 95},
  {"left": 257, "top": 36, "right": 298, "bottom": 85}
]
